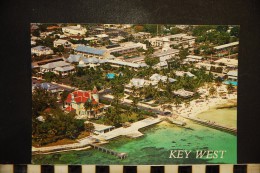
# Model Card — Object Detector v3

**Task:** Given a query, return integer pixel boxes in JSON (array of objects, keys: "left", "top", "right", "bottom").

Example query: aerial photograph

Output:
[{"left": 31, "top": 24, "right": 239, "bottom": 164}]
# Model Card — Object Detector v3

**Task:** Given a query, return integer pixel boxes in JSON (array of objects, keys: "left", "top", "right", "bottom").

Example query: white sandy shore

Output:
[{"left": 173, "top": 84, "right": 237, "bottom": 120}]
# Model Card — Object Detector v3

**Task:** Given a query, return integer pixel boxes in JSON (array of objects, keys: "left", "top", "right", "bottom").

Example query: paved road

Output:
[{"left": 100, "top": 94, "right": 165, "bottom": 115}]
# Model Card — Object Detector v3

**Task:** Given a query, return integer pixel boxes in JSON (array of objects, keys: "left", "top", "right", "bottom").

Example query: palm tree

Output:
[
  {"left": 209, "top": 86, "right": 217, "bottom": 97},
  {"left": 60, "top": 90, "right": 70, "bottom": 108},
  {"left": 84, "top": 99, "right": 93, "bottom": 118},
  {"left": 92, "top": 103, "right": 99, "bottom": 118},
  {"left": 174, "top": 97, "right": 182, "bottom": 108}
]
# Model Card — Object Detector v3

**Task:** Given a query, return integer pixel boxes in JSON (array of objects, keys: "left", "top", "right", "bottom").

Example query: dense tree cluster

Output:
[
  {"left": 192, "top": 25, "right": 239, "bottom": 46},
  {"left": 32, "top": 88, "right": 86, "bottom": 146}
]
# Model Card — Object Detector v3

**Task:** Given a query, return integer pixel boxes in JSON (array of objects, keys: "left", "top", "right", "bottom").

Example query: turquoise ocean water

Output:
[{"left": 32, "top": 108, "right": 237, "bottom": 165}]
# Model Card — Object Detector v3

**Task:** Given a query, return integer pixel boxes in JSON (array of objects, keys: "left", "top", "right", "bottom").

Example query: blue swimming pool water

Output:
[
  {"left": 107, "top": 73, "right": 115, "bottom": 79},
  {"left": 223, "top": 80, "right": 238, "bottom": 86}
]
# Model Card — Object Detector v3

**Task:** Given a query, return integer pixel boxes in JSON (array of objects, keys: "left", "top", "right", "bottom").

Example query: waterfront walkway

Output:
[{"left": 95, "top": 118, "right": 162, "bottom": 140}]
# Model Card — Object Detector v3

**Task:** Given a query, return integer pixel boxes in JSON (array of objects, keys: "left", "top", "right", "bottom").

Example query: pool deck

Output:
[{"left": 32, "top": 117, "right": 162, "bottom": 154}]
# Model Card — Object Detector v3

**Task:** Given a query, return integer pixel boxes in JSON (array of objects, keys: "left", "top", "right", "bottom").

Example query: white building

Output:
[
  {"left": 149, "top": 73, "right": 176, "bottom": 83},
  {"left": 108, "top": 42, "right": 147, "bottom": 55},
  {"left": 148, "top": 33, "right": 196, "bottom": 48},
  {"left": 153, "top": 43, "right": 179, "bottom": 62},
  {"left": 214, "top": 58, "right": 238, "bottom": 67},
  {"left": 185, "top": 55, "right": 203, "bottom": 62},
  {"left": 106, "top": 59, "right": 147, "bottom": 69},
  {"left": 31, "top": 46, "right": 53, "bottom": 56},
  {"left": 175, "top": 71, "right": 195, "bottom": 78},
  {"left": 173, "top": 89, "right": 194, "bottom": 98},
  {"left": 62, "top": 24, "right": 87, "bottom": 36},
  {"left": 40, "top": 61, "right": 71, "bottom": 73},
  {"left": 53, "top": 39, "right": 72, "bottom": 48},
  {"left": 227, "top": 70, "right": 238, "bottom": 81}
]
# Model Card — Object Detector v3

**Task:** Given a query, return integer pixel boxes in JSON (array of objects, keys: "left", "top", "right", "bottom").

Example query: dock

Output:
[
  {"left": 96, "top": 118, "right": 162, "bottom": 140},
  {"left": 183, "top": 116, "right": 237, "bottom": 135},
  {"left": 89, "top": 144, "right": 127, "bottom": 159}
]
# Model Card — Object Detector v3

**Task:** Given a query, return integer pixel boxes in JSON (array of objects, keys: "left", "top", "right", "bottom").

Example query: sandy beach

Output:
[{"left": 172, "top": 84, "right": 237, "bottom": 119}]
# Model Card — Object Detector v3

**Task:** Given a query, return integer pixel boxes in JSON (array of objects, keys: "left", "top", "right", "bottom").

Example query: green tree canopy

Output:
[{"left": 144, "top": 56, "right": 160, "bottom": 66}]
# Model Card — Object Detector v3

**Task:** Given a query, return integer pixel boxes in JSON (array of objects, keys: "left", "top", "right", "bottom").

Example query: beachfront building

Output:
[
  {"left": 214, "top": 41, "right": 239, "bottom": 57},
  {"left": 62, "top": 24, "right": 87, "bottom": 36},
  {"left": 173, "top": 89, "right": 194, "bottom": 98},
  {"left": 31, "top": 46, "right": 54, "bottom": 56},
  {"left": 108, "top": 42, "right": 147, "bottom": 56},
  {"left": 90, "top": 122, "right": 115, "bottom": 135},
  {"left": 65, "top": 89, "right": 104, "bottom": 117},
  {"left": 53, "top": 39, "right": 72, "bottom": 48},
  {"left": 75, "top": 45, "right": 106, "bottom": 58}
]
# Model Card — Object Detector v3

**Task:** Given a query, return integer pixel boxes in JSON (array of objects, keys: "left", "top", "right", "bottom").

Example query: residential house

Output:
[
  {"left": 31, "top": 46, "right": 54, "bottom": 56},
  {"left": 40, "top": 61, "right": 75, "bottom": 77},
  {"left": 65, "top": 89, "right": 104, "bottom": 117},
  {"left": 53, "top": 39, "right": 72, "bottom": 48},
  {"left": 62, "top": 24, "right": 87, "bottom": 36}
]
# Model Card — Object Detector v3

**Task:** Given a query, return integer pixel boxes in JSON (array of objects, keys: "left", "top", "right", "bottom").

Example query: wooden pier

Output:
[
  {"left": 89, "top": 144, "right": 127, "bottom": 159},
  {"left": 183, "top": 116, "right": 237, "bottom": 135}
]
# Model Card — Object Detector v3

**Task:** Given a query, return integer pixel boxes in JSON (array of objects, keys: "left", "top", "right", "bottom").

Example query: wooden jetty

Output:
[
  {"left": 183, "top": 116, "right": 237, "bottom": 135},
  {"left": 89, "top": 143, "right": 127, "bottom": 159}
]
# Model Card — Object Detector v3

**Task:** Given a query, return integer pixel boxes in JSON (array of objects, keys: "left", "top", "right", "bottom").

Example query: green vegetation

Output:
[
  {"left": 32, "top": 88, "right": 86, "bottom": 146},
  {"left": 144, "top": 56, "right": 160, "bottom": 66},
  {"left": 192, "top": 25, "right": 239, "bottom": 48}
]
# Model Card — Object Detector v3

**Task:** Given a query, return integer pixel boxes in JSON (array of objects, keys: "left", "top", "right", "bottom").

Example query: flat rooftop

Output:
[{"left": 214, "top": 41, "right": 239, "bottom": 50}]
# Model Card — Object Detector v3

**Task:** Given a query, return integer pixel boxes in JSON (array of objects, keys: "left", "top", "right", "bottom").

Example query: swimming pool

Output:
[
  {"left": 107, "top": 73, "right": 115, "bottom": 79},
  {"left": 223, "top": 80, "right": 238, "bottom": 86}
]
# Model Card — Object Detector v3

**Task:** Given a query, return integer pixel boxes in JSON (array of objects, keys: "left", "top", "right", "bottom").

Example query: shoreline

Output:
[
  {"left": 175, "top": 85, "right": 237, "bottom": 121},
  {"left": 32, "top": 84, "right": 237, "bottom": 155}
]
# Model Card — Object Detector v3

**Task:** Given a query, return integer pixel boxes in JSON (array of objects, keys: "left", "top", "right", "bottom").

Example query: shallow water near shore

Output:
[
  {"left": 197, "top": 107, "right": 237, "bottom": 128},
  {"left": 32, "top": 108, "right": 237, "bottom": 164}
]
